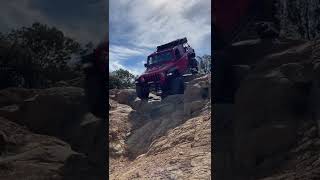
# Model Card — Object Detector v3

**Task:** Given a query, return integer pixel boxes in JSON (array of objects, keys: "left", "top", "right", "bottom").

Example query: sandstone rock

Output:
[
  {"left": 19, "top": 87, "right": 86, "bottom": 136},
  {"left": 161, "top": 94, "right": 184, "bottom": 105},
  {"left": 254, "top": 40, "right": 313, "bottom": 73},
  {"left": 109, "top": 101, "right": 133, "bottom": 158},
  {"left": 280, "top": 63, "right": 313, "bottom": 83},
  {"left": 229, "top": 38, "right": 307, "bottom": 66},
  {"left": 135, "top": 95, "right": 183, "bottom": 118},
  {"left": 188, "top": 74, "right": 210, "bottom": 85},
  {"left": 131, "top": 98, "right": 144, "bottom": 110},
  {"left": 110, "top": 141, "right": 125, "bottom": 157},
  {"left": 67, "top": 113, "right": 105, "bottom": 166},
  {"left": 184, "top": 83, "right": 208, "bottom": 103},
  {"left": 233, "top": 67, "right": 308, "bottom": 176},
  {"left": 0, "top": 88, "right": 38, "bottom": 107},
  {"left": 109, "top": 89, "right": 120, "bottom": 96},
  {"left": 214, "top": 103, "right": 234, "bottom": 135},
  {"left": 66, "top": 77, "right": 84, "bottom": 88},
  {"left": 304, "top": 126, "right": 317, "bottom": 138},
  {"left": 255, "top": 21, "right": 279, "bottom": 39},
  {"left": 184, "top": 100, "right": 206, "bottom": 116},
  {"left": 0, "top": 105, "right": 20, "bottom": 121},
  {"left": 233, "top": 65, "right": 251, "bottom": 89},
  {"left": 0, "top": 117, "right": 79, "bottom": 180},
  {"left": 138, "top": 100, "right": 161, "bottom": 113},
  {"left": 54, "top": 81, "right": 69, "bottom": 87},
  {"left": 60, "top": 153, "right": 105, "bottom": 180},
  {"left": 150, "top": 103, "right": 176, "bottom": 118},
  {"left": 112, "top": 112, "right": 211, "bottom": 179},
  {"left": 0, "top": 87, "right": 108, "bottom": 170},
  {"left": 114, "top": 89, "right": 137, "bottom": 106},
  {"left": 252, "top": 121, "right": 297, "bottom": 157},
  {"left": 109, "top": 74, "right": 211, "bottom": 179}
]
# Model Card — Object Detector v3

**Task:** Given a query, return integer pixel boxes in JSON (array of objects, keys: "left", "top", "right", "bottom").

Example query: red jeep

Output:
[{"left": 135, "top": 37, "right": 198, "bottom": 99}]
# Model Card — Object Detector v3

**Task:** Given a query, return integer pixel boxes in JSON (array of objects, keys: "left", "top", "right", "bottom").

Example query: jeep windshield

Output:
[{"left": 147, "top": 51, "right": 173, "bottom": 66}]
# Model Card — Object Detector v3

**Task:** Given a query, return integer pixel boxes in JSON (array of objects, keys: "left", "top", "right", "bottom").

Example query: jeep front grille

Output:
[{"left": 145, "top": 74, "right": 160, "bottom": 82}]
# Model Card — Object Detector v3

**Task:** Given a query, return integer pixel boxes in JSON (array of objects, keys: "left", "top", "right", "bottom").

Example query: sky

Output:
[
  {"left": 109, "top": 0, "right": 211, "bottom": 75},
  {"left": 0, "top": 0, "right": 108, "bottom": 45}
]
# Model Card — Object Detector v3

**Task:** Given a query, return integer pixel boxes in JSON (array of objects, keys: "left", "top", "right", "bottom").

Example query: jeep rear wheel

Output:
[
  {"left": 170, "top": 76, "right": 184, "bottom": 95},
  {"left": 190, "top": 58, "right": 199, "bottom": 74},
  {"left": 136, "top": 85, "right": 149, "bottom": 100}
]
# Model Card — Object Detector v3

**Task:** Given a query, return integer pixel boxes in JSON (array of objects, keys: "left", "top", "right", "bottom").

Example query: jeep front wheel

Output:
[
  {"left": 136, "top": 85, "right": 149, "bottom": 100},
  {"left": 170, "top": 76, "right": 184, "bottom": 95}
]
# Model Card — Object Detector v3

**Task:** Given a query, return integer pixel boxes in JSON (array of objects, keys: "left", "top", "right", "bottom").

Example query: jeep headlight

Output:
[
  {"left": 166, "top": 68, "right": 175, "bottom": 76},
  {"left": 166, "top": 72, "right": 173, "bottom": 76}
]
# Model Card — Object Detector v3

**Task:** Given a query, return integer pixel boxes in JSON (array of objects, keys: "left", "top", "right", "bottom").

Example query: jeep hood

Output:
[{"left": 142, "top": 61, "right": 175, "bottom": 75}]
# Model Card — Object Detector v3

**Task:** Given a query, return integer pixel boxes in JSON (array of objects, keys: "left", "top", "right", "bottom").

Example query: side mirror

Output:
[{"left": 144, "top": 63, "right": 148, "bottom": 68}]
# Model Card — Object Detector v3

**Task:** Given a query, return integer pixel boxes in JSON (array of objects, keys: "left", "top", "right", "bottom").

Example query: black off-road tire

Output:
[
  {"left": 190, "top": 58, "right": 199, "bottom": 74},
  {"left": 136, "top": 85, "right": 149, "bottom": 100},
  {"left": 169, "top": 76, "right": 184, "bottom": 95}
]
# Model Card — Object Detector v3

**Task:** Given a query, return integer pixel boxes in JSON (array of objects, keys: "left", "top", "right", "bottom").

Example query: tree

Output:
[
  {"left": 197, "top": 55, "right": 211, "bottom": 74},
  {"left": 0, "top": 22, "right": 82, "bottom": 88},
  {"left": 109, "top": 69, "right": 135, "bottom": 89},
  {"left": 109, "top": 73, "right": 122, "bottom": 89},
  {"left": 7, "top": 22, "right": 80, "bottom": 68},
  {"left": 202, "top": 55, "right": 211, "bottom": 73}
]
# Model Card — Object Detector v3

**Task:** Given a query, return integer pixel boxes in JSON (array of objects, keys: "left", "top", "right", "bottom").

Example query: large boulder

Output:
[
  {"left": 126, "top": 112, "right": 187, "bottom": 159},
  {"left": 131, "top": 98, "right": 147, "bottom": 111},
  {"left": 114, "top": 89, "right": 137, "bottom": 106},
  {"left": 233, "top": 67, "right": 310, "bottom": 176},
  {"left": 161, "top": 94, "right": 184, "bottom": 105},
  {"left": 0, "top": 105, "right": 20, "bottom": 121},
  {"left": 228, "top": 38, "right": 310, "bottom": 66},
  {"left": 184, "top": 100, "right": 206, "bottom": 117},
  {"left": 54, "top": 81, "right": 69, "bottom": 87},
  {"left": 0, "top": 88, "right": 38, "bottom": 107},
  {"left": 0, "top": 117, "right": 79, "bottom": 180},
  {"left": 253, "top": 41, "right": 313, "bottom": 73},
  {"left": 60, "top": 153, "right": 106, "bottom": 180},
  {"left": 135, "top": 99, "right": 161, "bottom": 113},
  {"left": 109, "top": 102, "right": 133, "bottom": 157},
  {"left": 109, "top": 89, "right": 120, "bottom": 99},
  {"left": 18, "top": 87, "right": 87, "bottom": 137},
  {"left": 184, "top": 81, "right": 210, "bottom": 103},
  {"left": 183, "top": 75, "right": 210, "bottom": 117},
  {"left": 131, "top": 95, "right": 184, "bottom": 119},
  {"left": 65, "top": 113, "right": 106, "bottom": 166}
]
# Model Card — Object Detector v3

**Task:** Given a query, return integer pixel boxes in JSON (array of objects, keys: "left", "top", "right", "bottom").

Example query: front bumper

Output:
[{"left": 136, "top": 80, "right": 165, "bottom": 94}]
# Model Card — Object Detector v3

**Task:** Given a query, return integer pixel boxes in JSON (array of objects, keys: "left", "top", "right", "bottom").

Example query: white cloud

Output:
[
  {"left": 109, "top": 60, "right": 144, "bottom": 76},
  {"left": 109, "top": 0, "right": 211, "bottom": 74},
  {"left": 109, "top": 45, "right": 147, "bottom": 60},
  {"left": 110, "top": 0, "right": 211, "bottom": 52},
  {"left": 109, "top": 45, "right": 148, "bottom": 75}
]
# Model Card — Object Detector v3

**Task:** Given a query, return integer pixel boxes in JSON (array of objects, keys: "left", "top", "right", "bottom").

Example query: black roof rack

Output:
[{"left": 156, "top": 37, "right": 188, "bottom": 52}]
